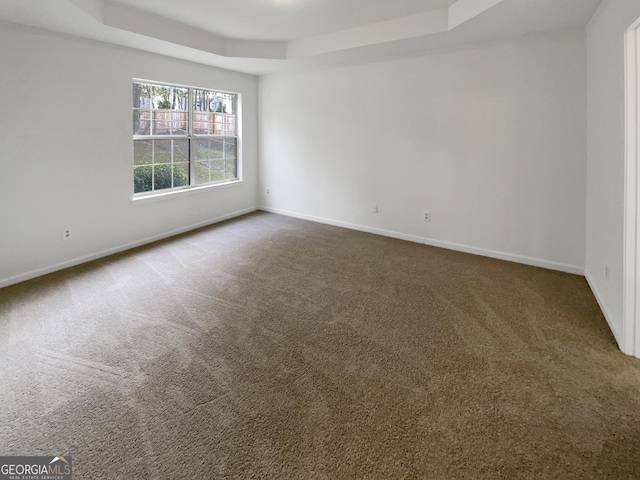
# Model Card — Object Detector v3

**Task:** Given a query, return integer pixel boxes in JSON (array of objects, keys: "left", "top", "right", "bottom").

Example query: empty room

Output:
[{"left": 2, "top": 0, "right": 640, "bottom": 478}]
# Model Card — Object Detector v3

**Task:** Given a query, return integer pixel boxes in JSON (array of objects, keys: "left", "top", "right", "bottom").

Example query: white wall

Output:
[
  {"left": 259, "top": 30, "right": 587, "bottom": 273},
  {"left": 0, "top": 22, "right": 259, "bottom": 287},
  {"left": 586, "top": 0, "right": 640, "bottom": 346}
]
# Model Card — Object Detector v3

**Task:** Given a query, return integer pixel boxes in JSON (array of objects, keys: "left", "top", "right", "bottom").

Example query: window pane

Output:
[
  {"left": 214, "top": 114, "right": 236, "bottom": 136},
  {"left": 171, "top": 87, "right": 188, "bottom": 111},
  {"left": 151, "top": 112, "right": 168, "bottom": 135},
  {"left": 193, "top": 112, "right": 234, "bottom": 135},
  {"left": 171, "top": 112, "right": 188, "bottom": 135},
  {"left": 134, "top": 165, "right": 153, "bottom": 193},
  {"left": 150, "top": 112, "right": 187, "bottom": 136},
  {"left": 194, "top": 137, "right": 237, "bottom": 185},
  {"left": 133, "top": 82, "right": 152, "bottom": 135},
  {"left": 194, "top": 138, "right": 210, "bottom": 161},
  {"left": 151, "top": 85, "right": 171, "bottom": 109},
  {"left": 195, "top": 161, "right": 211, "bottom": 184},
  {"left": 133, "top": 82, "right": 153, "bottom": 110},
  {"left": 193, "top": 112, "right": 214, "bottom": 135},
  {"left": 192, "top": 90, "right": 236, "bottom": 136},
  {"left": 133, "top": 140, "right": 152, "bottom": 166},
  {"left": 151, "top": 85, "right": 188, "bottom": 111},
  {"left": 192, "top": 89, "right": 213, "bottom": 112},
  {"left": 133, "top": 109, "right": 151, "bottom": 135},
  {"left": 223, "top": 138, "right": 238, "bottom": 180},
  {"left": 152, "top": 164, "right": 171, "bottom": 190},
  {"left": 174, "top": 139, "right": 188, "bottom": 163},
  {"left": 154, "top": 140, "right": 172, "bottom": 164},
  {"left": 146, "top": 85, "right": 188, "bottom": 136},
  {"left": 174, "top": 163, "right": 189, "bottom": 187},
  {"left": 194, "top": 138, "right": 211, "bottom": 184},
  {"left": 133, "top": 139, "right": 191, "bottom": 192}
]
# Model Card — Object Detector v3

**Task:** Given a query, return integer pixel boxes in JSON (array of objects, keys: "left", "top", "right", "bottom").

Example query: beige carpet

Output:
[{"left": 1, "top": 211, "right": 640, "bottom": 479}]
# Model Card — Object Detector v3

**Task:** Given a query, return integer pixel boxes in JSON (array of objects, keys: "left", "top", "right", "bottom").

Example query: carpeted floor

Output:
[{"left": 1, "top": 211, "right": 640, "bottom": 479}]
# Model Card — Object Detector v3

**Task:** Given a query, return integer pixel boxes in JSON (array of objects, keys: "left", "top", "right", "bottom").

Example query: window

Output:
[{"left": 132, "top": 80, "right": 239, "bottom": 195}]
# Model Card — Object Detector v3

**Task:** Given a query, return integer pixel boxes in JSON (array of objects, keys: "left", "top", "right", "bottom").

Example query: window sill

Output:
[{"left": 131, "top": 179, "right": 244, "bottom": 205}]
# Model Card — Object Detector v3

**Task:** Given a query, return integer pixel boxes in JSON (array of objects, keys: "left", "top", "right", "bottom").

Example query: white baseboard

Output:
[
  {"left": 258, "top": 206, "right": 585, "bottom": 275},
  {"left": 1, "top": 204, "right": 585, "bottom": 288},
  {"left": 0, "top": 206, "right": 259, "bottom": 289},
  {"left": 585, "top": 269, "right": 623, "bottom": 350}
]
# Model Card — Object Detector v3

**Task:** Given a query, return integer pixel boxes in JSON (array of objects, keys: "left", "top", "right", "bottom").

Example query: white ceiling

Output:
[
  {"left": 110, "top": 0, "right": 459, "bottom": 42},
  {"left": 0, "top": 0, "right": 603, "bottom": 75}
]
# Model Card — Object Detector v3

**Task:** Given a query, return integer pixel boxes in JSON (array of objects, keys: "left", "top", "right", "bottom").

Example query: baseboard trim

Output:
[
  {"left": 259, "top": 206, "right": 585, "bottom": 275},
  {"left": 0, "top": 206, "right": 259, "bottom": 289},
  {"left": 585, "top": 269, "right": 623, "bottom": 350}
]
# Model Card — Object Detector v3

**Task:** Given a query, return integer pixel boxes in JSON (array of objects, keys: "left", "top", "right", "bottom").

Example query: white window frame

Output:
[{"left": 132, "top": 79, "right": 242, "bottom": 200}]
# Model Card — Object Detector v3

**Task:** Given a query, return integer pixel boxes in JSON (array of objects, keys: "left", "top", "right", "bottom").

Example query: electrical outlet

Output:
[
  {"left": 372, "top": 203, "right": 379, "bottom": 213},
  {"left": 266, "top": 188, "right": 270, "bottom": 194},
  {"left": 423, "top": 211, "right": 431, "bottom": 222},
  {"left": 63, "top": 229, "right": 72, "bottom": 240},
  {"left": 605, "top": 265, "right": 610, "bottom": 281}
]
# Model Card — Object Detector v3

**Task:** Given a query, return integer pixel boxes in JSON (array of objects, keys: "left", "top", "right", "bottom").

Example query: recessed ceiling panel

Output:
[
  {"left": 0, "top": 0, "right": 604, "bottom": 75},
  {"left": 108, "top": 0, "right": 458, "bottom": 41}
]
